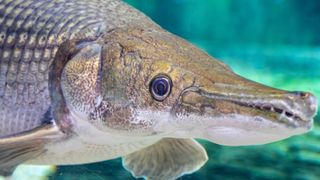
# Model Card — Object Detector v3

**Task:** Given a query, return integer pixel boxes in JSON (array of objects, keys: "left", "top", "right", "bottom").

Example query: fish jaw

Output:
[
  {"left": 170, "top": 82, "right": 317, "bottom": 146},
  {"left": 204, "top": 115, "right": 310, "bottom": 146}
]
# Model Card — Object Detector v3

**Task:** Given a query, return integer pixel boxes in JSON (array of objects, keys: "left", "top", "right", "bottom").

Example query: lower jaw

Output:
[
  {"left": 195, "top": 113, "right": 311, "bottom": 146},
  {"left": 204, "top": 125, "right": 310, "bottom": 146}
]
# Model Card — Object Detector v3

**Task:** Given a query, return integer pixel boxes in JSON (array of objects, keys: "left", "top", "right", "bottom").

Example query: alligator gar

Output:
[{"left": 0, "top": 0, "right": 318, "bottom": 179}]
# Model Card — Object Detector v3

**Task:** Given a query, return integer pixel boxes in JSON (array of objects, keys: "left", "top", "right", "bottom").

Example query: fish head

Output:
[{"left": 61, "top": 27, "right": 318, "bottom": 145}]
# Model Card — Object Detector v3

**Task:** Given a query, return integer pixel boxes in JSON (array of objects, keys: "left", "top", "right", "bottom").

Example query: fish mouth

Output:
[
  {"left": 174, "top": 87, "right": 317, "bottom": 146},
  {"left": 230, "top": 100, "right": 313, "bottom": 129},
  {"left": 180, "top": 87, "right": 317, "bottom": 130}
]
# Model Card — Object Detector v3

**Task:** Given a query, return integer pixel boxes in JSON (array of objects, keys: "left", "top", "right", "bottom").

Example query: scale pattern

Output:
[{"left": 0, "top": 0, "right": 148, "bottom": 137}]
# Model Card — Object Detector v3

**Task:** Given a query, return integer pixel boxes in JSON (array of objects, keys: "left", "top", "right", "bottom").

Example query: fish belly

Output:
[{"left": 27, "top": 135, "right": 160, "bottom": 165}]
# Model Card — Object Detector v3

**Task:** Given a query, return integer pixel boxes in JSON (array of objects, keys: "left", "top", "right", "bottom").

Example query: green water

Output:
[{"left": 53, "top": 1, "right": 320, "bottom": 179}]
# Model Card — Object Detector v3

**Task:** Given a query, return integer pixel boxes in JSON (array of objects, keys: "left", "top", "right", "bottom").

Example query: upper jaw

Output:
[
  {"left": 178, "top": 86, "right": 317, "bottom": 130},
  {"left": 228, "top": 99, "right": 314, "bottom": 130}
]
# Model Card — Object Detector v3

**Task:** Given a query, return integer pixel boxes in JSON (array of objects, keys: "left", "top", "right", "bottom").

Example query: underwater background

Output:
[{"left": 12, "top": 0, "right": 319, "bottom": 180}]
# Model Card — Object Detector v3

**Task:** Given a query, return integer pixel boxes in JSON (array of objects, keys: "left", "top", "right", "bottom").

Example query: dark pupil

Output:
[{"left": 154, "top": 79, "right": 168, "bottom": 96}]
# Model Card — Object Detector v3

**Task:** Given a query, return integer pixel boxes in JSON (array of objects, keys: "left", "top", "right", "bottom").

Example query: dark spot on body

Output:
[
  {"left": 274, "top": 107, "right": 283, "bottom": 114},
  {"left": 263, "top": 106, "right": 272, "bottom": 111},
  {"left": 285, "top": 111, "right": 293, "bottom": 117}
]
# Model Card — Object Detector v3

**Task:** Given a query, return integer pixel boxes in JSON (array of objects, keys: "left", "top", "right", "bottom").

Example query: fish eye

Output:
[{"left": 150, "top": 75, "right": 172, "bottom": 101}]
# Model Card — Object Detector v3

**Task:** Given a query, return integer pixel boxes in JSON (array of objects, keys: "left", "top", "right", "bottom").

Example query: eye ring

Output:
[{"left": 149, "top": 75, "right": 172, "bottom": 101}]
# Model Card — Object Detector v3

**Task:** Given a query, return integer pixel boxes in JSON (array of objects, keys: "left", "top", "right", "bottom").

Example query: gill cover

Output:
[{"left": 56, "top": 31, "right": 158, "bottom": 136}]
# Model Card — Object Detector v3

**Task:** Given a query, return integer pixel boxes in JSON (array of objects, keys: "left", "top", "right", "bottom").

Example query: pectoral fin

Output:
[
  {"left": 122, "top": 138, "right": 208, "bottom": 180},
  {"left": 0, "top": 123, "right": 63, "bottom": 176}
]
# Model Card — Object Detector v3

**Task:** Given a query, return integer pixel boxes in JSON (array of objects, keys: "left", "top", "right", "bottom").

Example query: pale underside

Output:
[
  {"left": 28, "top": 136, "right": 160, "bottom": 165},
  {"left": 27, "top": 115, "right": 161, "bottom": 165}
]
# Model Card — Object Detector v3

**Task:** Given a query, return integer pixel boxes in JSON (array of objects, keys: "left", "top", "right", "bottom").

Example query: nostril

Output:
[
  {"left": 291, "top": 91, "right": 310, "bottom": 99},
  {"left": 295, "top": 92, "right": 318, "bottom": 114},
  {"left": 290, "top": 91, "right": 317, "bottom": 113}
]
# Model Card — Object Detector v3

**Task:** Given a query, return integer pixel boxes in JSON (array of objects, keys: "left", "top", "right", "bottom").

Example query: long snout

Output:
[{"left": 173, "top": 70, "right": 318, "bottom": 145}]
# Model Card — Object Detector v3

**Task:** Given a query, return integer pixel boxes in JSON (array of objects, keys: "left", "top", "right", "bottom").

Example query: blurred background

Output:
[{"left": 49, "top": 0, "right": 320, "bottom": 179}]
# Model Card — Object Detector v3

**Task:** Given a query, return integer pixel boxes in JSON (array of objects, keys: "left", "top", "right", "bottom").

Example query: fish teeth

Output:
[
  {"left": 279, "top": 111, "right": 286, "bottom": 119},
  {"left": 239, "top": 102, "right": 301, "bottom": 120}
]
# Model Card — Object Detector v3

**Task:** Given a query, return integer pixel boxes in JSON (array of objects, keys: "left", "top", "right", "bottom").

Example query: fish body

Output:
[{"left": 0, "top": 0, "right": 318, "bottom": 179}]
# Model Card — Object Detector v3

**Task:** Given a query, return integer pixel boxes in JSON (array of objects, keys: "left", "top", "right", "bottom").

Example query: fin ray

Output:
[
  {"left": 0, "top": 123, "right": 62, "bottom": 176},
  {"left": 123, "top": 138, "right": 208, "bottom": 180}
]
